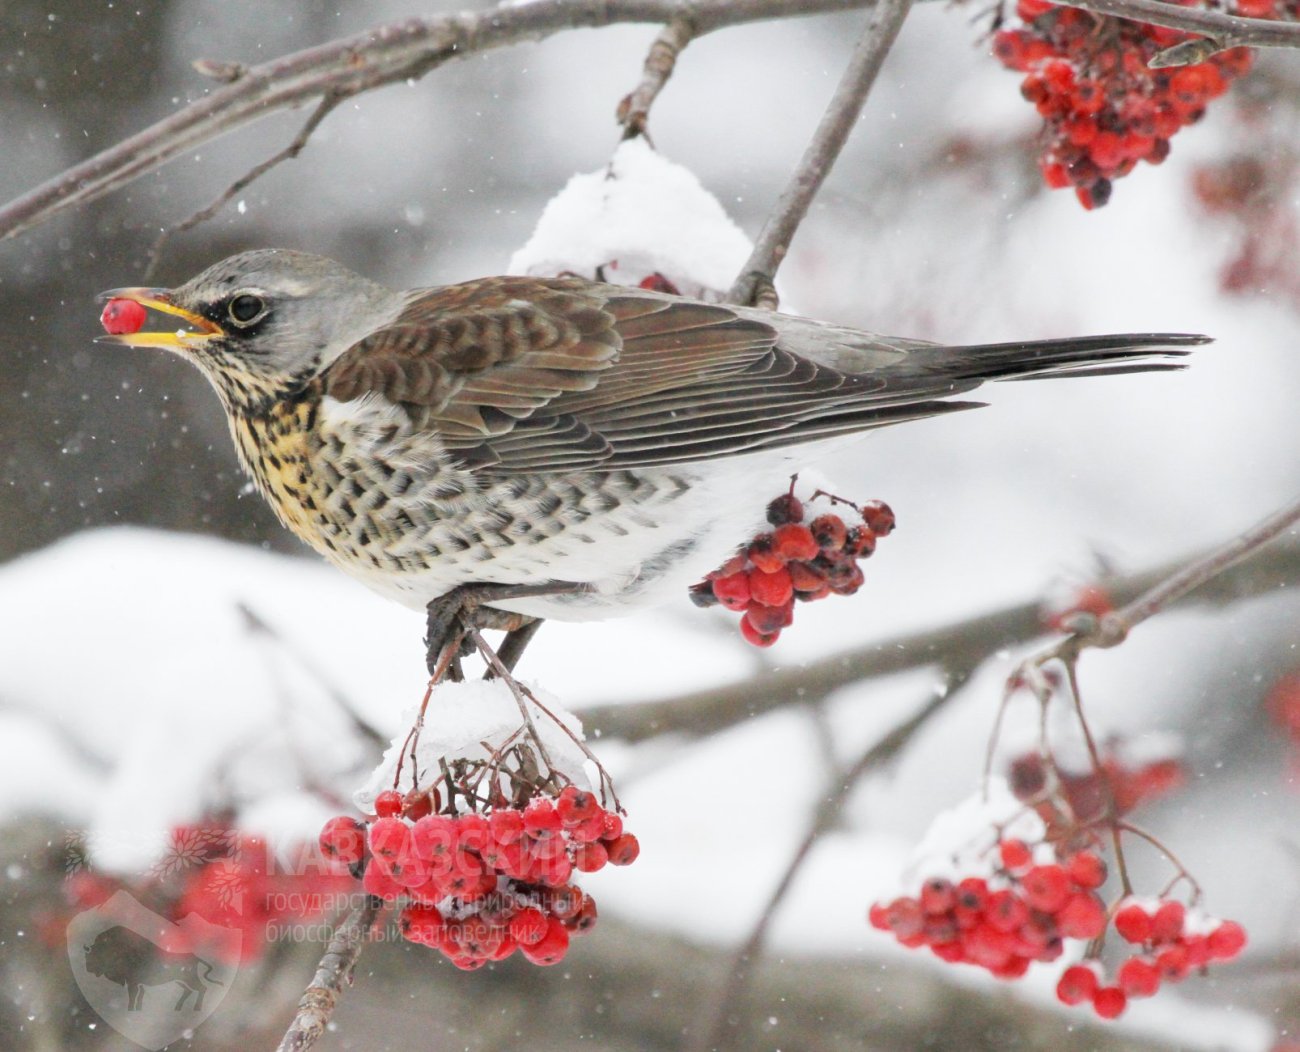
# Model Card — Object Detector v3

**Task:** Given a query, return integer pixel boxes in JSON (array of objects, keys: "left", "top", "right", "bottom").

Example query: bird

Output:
[{"left": 98, "top": 248, "right": 1206, "bottom": 668}]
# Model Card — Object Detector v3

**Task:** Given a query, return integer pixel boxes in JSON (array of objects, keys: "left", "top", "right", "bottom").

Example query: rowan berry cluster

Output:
[
  {"left": 57, "top": 823, "right": 354, "bottom": 965},
  {"left": 1056, "top": 898, "right": 1247, "bottom": 1018},
  {"left": 992, "top": 0, "right": 1257, "bottom": 208},
  {"left": 869, "top": 838, "right": 1108, "bottom": 980},
  {"left": 319, "top": 785, "right": 638, "bottom": 969},
  {"left": 871, "top": 830, "right": 1248, "bottom": 1020},
  {"left": 691, "top": 489, "right": 895, "bottom": 647},
  {"left": 1266, "top": 672, "right": 1300, "bottom": 745}
]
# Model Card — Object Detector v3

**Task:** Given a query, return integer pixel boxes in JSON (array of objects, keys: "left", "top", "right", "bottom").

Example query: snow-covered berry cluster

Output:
[
  {"left": 993, "top": 0, "right": 1257, "bottom": 208},
  {"left": 867, "top": 781, "right": 1246, "bottom": 1020},
  {"left": 870, "top": 838, "right": 1108, "bottom": 979},
  {"left": 691, "top": 488, "right": 895, "bottom": 647},
  {"left": 320, "top": 786, "right": 637, "bottom": 969},
  {"left": 1056, "top": 899, "right": 1247, "bottom": 1018}
]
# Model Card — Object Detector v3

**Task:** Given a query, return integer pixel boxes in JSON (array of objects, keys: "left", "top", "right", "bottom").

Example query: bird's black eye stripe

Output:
[{"left": 228, "top": 293, "right": 266, "bottom": 326}]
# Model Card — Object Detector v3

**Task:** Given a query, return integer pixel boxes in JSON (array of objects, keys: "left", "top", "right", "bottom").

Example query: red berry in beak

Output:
[{"left": 100, "top": 298, "right": 147, "bottom": 335}]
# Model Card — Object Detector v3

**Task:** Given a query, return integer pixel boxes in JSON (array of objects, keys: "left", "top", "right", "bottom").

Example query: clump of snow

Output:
[
  {"left": 900, "top": 776, "right": 1047, "bottom": 886},
  {"left": 507, "top": 137, "right": 753, "bottom": 298},
  {"left": 355, "top": 679, "right": 593, "bottom": 811}
]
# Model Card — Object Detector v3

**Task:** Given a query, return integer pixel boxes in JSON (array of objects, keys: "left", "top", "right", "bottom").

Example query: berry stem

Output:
[{"left": 1118, "top": 821, "right": 1203, "bottom": 903}]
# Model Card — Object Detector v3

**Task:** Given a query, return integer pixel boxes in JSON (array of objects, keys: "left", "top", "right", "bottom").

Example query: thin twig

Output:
[
  {"left": 144, "top": 91, "right": 349, "bottom": 281},
  {"left": 275, "top": 895, "right": 384, "bottom": 1052},
  {"left": 1107, "top": 494, "right": 1300, "bottom": 643},
  {"left": 617, "top": 17, "right": 697, "bottom": 141},
  {"left": 729, "top": 0, "right": 916, "bottom": 306},
  {"left": 694, "top": 689, "right": 950, "bottom": 1052},
  {"left": 0, "top": 0, "right": 873, "bottom": 243}
]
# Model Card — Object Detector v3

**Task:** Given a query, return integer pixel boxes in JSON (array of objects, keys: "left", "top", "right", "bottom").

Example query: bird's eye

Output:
[{"left": 227, "top": 293, "right": 266, "bottom": 326}]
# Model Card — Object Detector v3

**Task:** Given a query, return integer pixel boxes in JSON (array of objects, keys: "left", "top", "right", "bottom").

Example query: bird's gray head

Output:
[{"left": 97, "top": 249, "right": 402, "bottom": 415}]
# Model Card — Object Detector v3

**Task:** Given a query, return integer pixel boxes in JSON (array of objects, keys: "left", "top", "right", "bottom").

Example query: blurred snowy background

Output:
[{"left": 1, "top": 1, "right": 1297, "bottom": 1050}]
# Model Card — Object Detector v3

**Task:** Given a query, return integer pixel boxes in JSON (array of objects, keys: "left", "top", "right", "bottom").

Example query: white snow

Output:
[
  {"left": 507, "top": 137, "right": 753, "bottom": 298},
  {"left": 354, "top": 679, "right": 594, "bottom": 811}
]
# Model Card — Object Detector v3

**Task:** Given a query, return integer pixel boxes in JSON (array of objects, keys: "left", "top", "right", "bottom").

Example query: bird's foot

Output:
[{"left": 423, "top": 581, "right": 584, "bottom": 680}]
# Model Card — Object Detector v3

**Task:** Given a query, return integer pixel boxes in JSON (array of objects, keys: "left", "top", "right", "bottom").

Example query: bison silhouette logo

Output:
[{"left": 67, "top": 890, "right": 239, "bottom": 1049}]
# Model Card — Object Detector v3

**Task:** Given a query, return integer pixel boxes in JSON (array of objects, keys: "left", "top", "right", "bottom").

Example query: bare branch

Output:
[
  {"left": 729, "top": 0, "right": 915, "bottom": 306},
  {"left": 695, "top": 690, "right": 950, "bottom": 1051},
  {"left": 1108, "top": 494, "right": 1300, "bottom": 640},
  {"left": 1054, "top": 0, "right": 1300, "bottom": 64},
  {"left": 276, "top": 896, "right": 384, "bottom": 1052},
  {"left": 0, "top": 0, "right": 873, "bottom": 243},
  {"left": 1009, "top": 495, "right": 1300, "bottom": 690},
  {"left": 580, "top": 537, "right": 1300, "bottom": 744},
  {"left": 617, "top": 18, "right": 697, "bottom": 141},
  {"left": 143, "top": 91, "right": 349, "bottom": 281}
]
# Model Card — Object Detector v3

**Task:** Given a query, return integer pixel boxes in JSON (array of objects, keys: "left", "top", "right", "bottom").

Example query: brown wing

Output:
[{"left": 321, "top": 276, "right": 973, "bottom": 474}]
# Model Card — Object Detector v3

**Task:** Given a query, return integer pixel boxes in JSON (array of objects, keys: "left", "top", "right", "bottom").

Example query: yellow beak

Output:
[{"left": 95, "top": 287, "right": 225, "bottom": 349}]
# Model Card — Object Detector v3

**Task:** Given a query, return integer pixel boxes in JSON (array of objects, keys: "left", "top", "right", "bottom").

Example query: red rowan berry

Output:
[
  {"left": 1207, "top": 920, "right": 1246, "bottom": 960},
  {"left": 1058, "top": 892, "right": 1107, "bottom": 939},
  {"left": 574, "top": 841, "right": 609, "bottom": 873},
  {"left": 999, "top": 839, "right": 1033, "bottom": 871},
  {"left": 509, "top": 907, "right": 549, "bottom": 946},
  {"left": 859, "top": 500, "right": 895, "bottom": 535},
  {"left": 1021, "top": 864, "right": 1071, "bottom": 912},
  {"left": 1066, "top": 851, "right": 1107, "bottom": 889},
  {"left": 368, "top": 817, "right": 411, "bottom": 860},
  {"left": 809, "top": 514, "right": 848, "bottom": 551},
  {"left": 1056, "top": 964, "right": 1099, "bottom": 1005},
  {"left": 520, "top": 916, "right": 571, "bottom": 965},
  {"left": 740, "top": 619, "right": 780, "bottom": 647},
  {"left": 748, "top": 534, "right": 785, "bottom": 573},
  {"left": 100, "top": 298, "right": 148, "bottom": 335},
  {"left": 556, "top": 786, "right": 600, "bottom": 827},
  {"left": 605, "top": 833, "right": 641, "bottom": 866},
  {"left": 374, "top": 790, "right": 404, "bottom": 818},
  {"left": 1092, "top": 985, "right": 1128, "bottom": 1019},
  {"left": 748, "top": 567, "right": 794, "bottom": 607},
  {"left": 1151, "top": 900, "right": 1186, "bottom": 942},
  {"left": 772, "top": 523, "right": 820, "bottom": 561},
  {"left": 1117, "top": 956, "right": 1161, "bottom": 997},
  {"left": 711, "top": 571, "right": 752, "bottom": 611},
  {"left": 524, "top": 798, "right": 562, "bottom": 838},
  {"left": 1114, "top": 902, "right": 1153, "bottom": 943},
  {"left": 319, "top": 816, "right": 366, "bottom": 866}
]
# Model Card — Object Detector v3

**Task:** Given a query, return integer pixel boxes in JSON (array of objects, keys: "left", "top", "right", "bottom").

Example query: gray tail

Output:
[{"left": 903, "top": 332, "right": 1210, "bottom": 384}]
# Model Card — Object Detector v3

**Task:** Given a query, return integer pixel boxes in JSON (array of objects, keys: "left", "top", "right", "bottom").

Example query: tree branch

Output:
[
  {"left": 729, "top": 0, "right": 915, "bottom": 307},
  {"left": 617, "top": 18, "right": 697, "bottom": 140},
  {"left": 0, "top": 0, "right": 874, "bottom": 243},
  {"left": 1055, "top": 0, "right": 1300, "bottom": 65},
  {"left": 580, "top": 537, "right": 1300, "bottom": 744},
  {"left": 276, "top": 896, "right": 384, "bottom": 1052}
]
